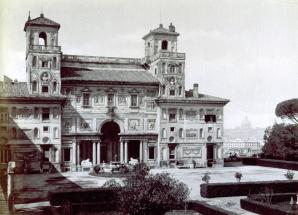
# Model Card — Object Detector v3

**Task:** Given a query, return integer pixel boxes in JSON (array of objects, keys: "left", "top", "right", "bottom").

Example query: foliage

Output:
[
  {"left": 249, "top": 187, "right": 273, "bottom": 205},
  {"left": 262, "top": 123, "right": 298, "bottom": 161},
  {"left": 275, "top": 98, "right": 298, "bottom": 124},
  {"left": 284, "top": 170, "right": 295, "bottom": 180},
  {"left": 234, "top": 172, "right": 243, "bottom": 182},
  {"left": 202, "top": 172, "right": 211, "bottom": 184},
  {"left": 102, "top": 179, "right": 122, "bottom": 189},
  {"left": 117, "top": 164, "right": 189, "bottom": 215}
]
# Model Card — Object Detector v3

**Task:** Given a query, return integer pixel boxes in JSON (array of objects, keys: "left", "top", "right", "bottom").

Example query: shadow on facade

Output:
[{"left": 0, "top": 116, "right": 80, "bottom": 207}]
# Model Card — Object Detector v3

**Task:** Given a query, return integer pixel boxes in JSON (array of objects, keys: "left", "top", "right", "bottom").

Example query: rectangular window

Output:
[
  {"left": 42, "top": 108, "right": 50, "bottom": 121},
  {"left": 34, "top": 107, "right": 39, "bottom": 119},
  {"left": 131, "top": 95, "right": 138, "bottom": 107},
  {"left": 208, "top": 127, "right": 213, "bottom": 133},
  {"left": 63, "top": 148, "right": 71, "bottom": 162},
  {"left": 42, "top": 61, "right": 48, "bottom": 68},
  {"left": 53, "top": 107, "right": 59, "bottom": 119},
  {"left": 170, "top": 90, "right": 175, "bottom": 96},
  {"left": 42, "top": 86, "right": 49, "bottom": 93},
  {"left": 43, "top": 126, "right": 49, "bottom": 132},
  {"left": 169, "top": 146, "right": 175, "bottom": 159},
  {"left": 170, "top": 127, "right": 175, "bottom": 132},
  {"left": 83, "top": 94, "right": 90, "bottom": 106},
  {"left": 148, "top": 147, "right": 155, "bottom": 160},
  {"left": 169, "top": 113, "right": 176, "bottom": 122},
  {"left": 162, "top": 109, "right": 167, "bottom": 120},
  {"left": 108, "top": 94, "right": 114, "bottom": 106},
  {"left": 205, "top": 115, "right": 216, "bottom": 123}
]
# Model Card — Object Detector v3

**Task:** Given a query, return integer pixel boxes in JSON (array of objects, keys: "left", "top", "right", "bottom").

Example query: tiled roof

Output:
[
  {"left": 157, "top": 93, "right": 230, "bottom": 104},
  {"left": 24, "top": 14, "right": 60, "bottom": 31},
  {"left": 0, "top": 82, "right": 29, "bottom": 97},
  {"left": 143, "top": 24, "right": 179, "bottom": 39},
  {"left": 61, "top": 67, "right": 160, "bottom": 85}
]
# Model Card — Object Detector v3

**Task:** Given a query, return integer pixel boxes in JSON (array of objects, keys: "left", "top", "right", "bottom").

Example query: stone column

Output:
[
  {"left": 97, "top": 141, "right": 101, "bottom": 164},
  {"left": 143, "top": 140, "right": 148, "bottom": 163},
  {"left": 72, "top": 140, "right": 76, "bottom": 165},
  {"left": 139, "top": 140, "right": 143, "bottom": 162},
  {"left": 77, "top": 141, "right": 80, "bottom": 168},
  {"left": 7, "top": 161, "right": 15, "bottom": 211},
  {"left": 120, "top": 140, "right": 124, "bottom": 163},
  {"left": 124, "top": 141, "right": 128, "bottom": 163},
  {"left": 92, "top": 141, "right": 96, "bottom": 165}
]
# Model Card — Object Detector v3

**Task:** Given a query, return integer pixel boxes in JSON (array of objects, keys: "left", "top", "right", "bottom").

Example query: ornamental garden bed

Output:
[
  {"left": 240, "top": 193, "right": 298, "bottom": 215},
  {"left": 200, "top": 180, "right": 298, "bottom": 198}
]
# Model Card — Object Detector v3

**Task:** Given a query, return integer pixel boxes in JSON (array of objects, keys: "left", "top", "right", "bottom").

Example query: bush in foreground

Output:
[{"left": 104, "top": 163, "right": 190, "bottom": 215}]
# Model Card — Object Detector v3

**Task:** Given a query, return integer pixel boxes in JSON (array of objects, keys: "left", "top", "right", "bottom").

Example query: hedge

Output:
[
  {"left": 187, "top": 200, "right": 238, "bottom": 215},
  {"left": 240, "top": 194, "right": 298, "bottom": 215},
  {"left": 48, "top": 187, "right": 119, "bottom": 206},
  {"left": 200, "top": 180, "right": 298, "bottom": 198},
  {"left": 257, "top": 159, "right": 298, "bottom": 170}
]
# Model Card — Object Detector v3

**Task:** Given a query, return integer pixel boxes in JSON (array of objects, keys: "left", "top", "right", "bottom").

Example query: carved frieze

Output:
[
  {"left": 182, "top": 147, "right": 202, "bottom": 158},
  {"left": 128, "top": 119, "right": 140, "bottom": 131},
  {"left": 185, "top": 128, "right": 198, "bottom": 138},
  {"left": 185, "top": 110, "right": 197, "bottom": 120},
  {"left": 147, "top": 119, "right": 156, "bottom": 130},
  {"left": 118, "top": 95, "right": 127, "bottom": 106}
]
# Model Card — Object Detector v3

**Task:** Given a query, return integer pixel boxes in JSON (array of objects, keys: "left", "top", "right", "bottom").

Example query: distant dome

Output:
[{"left": 241, "top": 116, "right": 252, "bottom": 129}]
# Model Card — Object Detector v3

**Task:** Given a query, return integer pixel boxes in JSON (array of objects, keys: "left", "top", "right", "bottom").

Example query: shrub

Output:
[
  {"left": 235, "top": 172, "right": 243, "bottom": 182},
  {"left": 202, "top": 172, "right": 210, "bottom": 184},
  {"left": 102, "top": 179, "right": 122, "bottom": 189},
  {"left": 284, "top": 170, "right": 295, "bottom": 180},
  {"left": 118, "top": 171, "right": 190, "bottom": 215}
]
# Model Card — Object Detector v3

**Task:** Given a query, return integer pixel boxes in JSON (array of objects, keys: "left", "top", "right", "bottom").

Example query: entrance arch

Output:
[{"left": 100, "top": 121, "right": 120, "bottom": 162}]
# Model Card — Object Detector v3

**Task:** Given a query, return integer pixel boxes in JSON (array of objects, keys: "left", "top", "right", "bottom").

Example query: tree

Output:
[
  {"left": 262, "top": 123, "right": 298, "bottom": 161},
  {"left": 275, "top": 98, "right": 298, "bottom": 124}
]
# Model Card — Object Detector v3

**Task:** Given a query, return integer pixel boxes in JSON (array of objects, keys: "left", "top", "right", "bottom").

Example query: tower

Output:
[
  {"left": 24, "top": 13, "right": 62, "bottom": 95},
  {"left": 143, "top": 23, "right": 185, "bottom": 98}
]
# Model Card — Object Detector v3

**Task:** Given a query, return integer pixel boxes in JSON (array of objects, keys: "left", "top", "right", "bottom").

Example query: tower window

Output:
[
  {"left": 178, "top": 64, "right": 183, "bottom": 73},
  {"left": 178, "top": 86, "right": 182, "bottom": 96},
  {"left": 32, "top": 56, "right": 37, "bottom": 67},
  {"left": 53, "top": 127, "right": 59, "bottom": 138},
  {"left": 42, "top": 61, "right": 49, "bottom": 68},
  {"left": 179, "top": 128, "right": 183, "bottom": 138},
  {"left": 32, "top": 81, "right": 37, "bottom": 92},
  {"left": 199, "top": 128, "right": 204, "bottom": 138},
  {"left": 39, "top": 32, "right": 47, "bottom": 46},
  {"left": 170, "top": 89, "right": 175, "bottom": 96},
  {"left": 42, "top": 86, "right": 49, "bottom": 93},
  {"left": 53, "top": 57, "right": 57, "bottom": 68},
  {"left": 162, "top": 128, "right": 166, "bottom": 138},
  {"left": 205, "top": 114, "right": 216, "bottom": 123},
  {"left": 53, "top": 81, "right": 57, "bottom": 92},
  {"left": 161, "top": 40, "right": 168, "bottom": 50},
  {"left": 42, "top": 108, "right": 50, "bottom": 121},
  {"left": 34, "top": 107, "right": 39, "bottom": 119},
  {"left": 148, "top": 146, "right": 155, "bottom": 160}
]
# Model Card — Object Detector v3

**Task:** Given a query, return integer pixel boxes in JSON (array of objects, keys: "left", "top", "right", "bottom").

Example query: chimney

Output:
[
  {"left": 193, "top": 83, "right": 199, "bottom": 97},
  {"left": 169, "top": 23, "right": 175, "bottom": 32}
]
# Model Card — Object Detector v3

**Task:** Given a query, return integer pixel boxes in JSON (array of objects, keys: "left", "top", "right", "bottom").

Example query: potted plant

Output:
[
  {"left": 235, "top": 172, "right": 242, "bottom": 182},
  {"left": 284, "top": 170, "right": 295, "bottom": 180},
  {"left": 202, "top": 172, "right": 211, "bottom": 184}
]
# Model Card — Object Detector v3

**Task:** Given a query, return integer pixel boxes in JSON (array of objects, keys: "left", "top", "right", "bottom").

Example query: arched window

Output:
[
  {"left": 178, "top": 64, "right": 183, "bottom": 73},
  {"left": 53, "top": 81, "right": 57, "bottom": 92},
  {"left": 161, "top": 40, "right": 168, "bottom": 50},
  {"left": 162, "top": 128, "right": 166, "bottom": 138},
  {"left": 11, "top": 127, "right": 17, "bottom": 139},
  {"left": 161, "top": 63, "right": 166, "bottom": 73},
  {"left": 32, "top": 81, "right": 37, "bottom": 92},
  {"left": 53, "top": 57, "right": 57, "bottom": 68},
  {"left": 53, "top": 127, "right": 59, "bottom": 138},
  {"left": 178, "top": 86, "right": 182, "bottom": 96},
  {"left": 32, "top": 56, "right": 37, "bottom": 67},
  {"left": 217, "top": 128, "right": 222, "bottom": 138},
  {"left": 199, "top": 128, "right": 204, "bottom": 138},
  {"left": 199, "top": 109, "right": 204, "bottom": 119},
  {"left": 179, "top": 109, "right": 183, "bottom": 119},
  {"left": 179, "top": 128, "right": 183, "bottom": 138},
  {"left": 11, "top": 107, "right": 17, "bottom": 118},
  {"left": 33, "top": 128, "right": 39, "bottom": 138},
  {"left": 39, "top": 32, "right": 47, "bottom": 46}
]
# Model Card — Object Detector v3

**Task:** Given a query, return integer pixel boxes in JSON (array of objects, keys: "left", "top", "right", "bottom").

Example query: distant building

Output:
[
  {"left": 223, "top": 141, "right": 261, "bottom": 157},
  {"left": 0, "top": 13, "right": 229, "bottom": 172}
]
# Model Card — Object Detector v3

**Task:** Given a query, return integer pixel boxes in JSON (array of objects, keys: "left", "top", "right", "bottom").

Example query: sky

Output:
[{"left": 0, "top": 0, "right": 297, "bottom": 129}]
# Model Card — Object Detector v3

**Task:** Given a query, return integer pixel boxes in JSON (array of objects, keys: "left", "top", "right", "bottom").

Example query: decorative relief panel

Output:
[
  {"left": 63, "top": 118, "right": 72, "bottom": 132},
  {"left": 94, "top": 95, "right": 105, "bottom": 106},
  {"left": 147, "top": 119, "right": 156, "bottom": 130},
  {"left": 185, "top": 110, "right": 197, "bottom": 120},
  {"left": 185, "top": 128, "right": 198, "bottom": 138},
  {"left": 182, "top": 147, "right": 202, "bottom": 158},
  {"left": 128, "top": 119, "right": 140, "bottom": 131},
  {"left": 118, "top": 96, "right": 127, "bottom": 106},
  {"left": 146, "top": 101, "right": 155, "bottom": 111},
  {"left": 146, "top": 89, "right": 157, "bottom": 97},
  {"left": 80, "top": 119, "right": 92, "bottom": 131}
]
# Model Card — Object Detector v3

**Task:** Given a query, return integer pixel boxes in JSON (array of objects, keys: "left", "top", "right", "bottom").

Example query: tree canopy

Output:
[{"left": 275, "top": 98, "right": 298, "bottom": 124}]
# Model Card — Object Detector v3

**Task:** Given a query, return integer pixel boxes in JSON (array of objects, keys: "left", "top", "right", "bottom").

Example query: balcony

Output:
[
  {"left": 30, "top": 45, "right": 61, "bottom": 52},
  {"left": 151, "top": 51, "right": 185, "bottom": 61}
]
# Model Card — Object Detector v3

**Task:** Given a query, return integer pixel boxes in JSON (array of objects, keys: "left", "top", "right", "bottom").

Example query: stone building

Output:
[{"left": 0, "top": 14, "right": 229, "bottom": 172}]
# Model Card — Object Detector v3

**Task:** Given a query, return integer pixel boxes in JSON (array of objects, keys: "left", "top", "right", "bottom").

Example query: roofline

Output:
[
  {"left": 24, "top": 23, "right": 60, "bottom": 31},
  {"left": 61, "top": 80, "right": 160, "bottom": 86},
  {"left": 0, "top": 97, "right": 66, "bottom": 104},
  {"left": 155, "top": 98, "right": 230, "bottom": 105},
  {"left": 142, "top": 31, "right": 180, "bottom": 40}
]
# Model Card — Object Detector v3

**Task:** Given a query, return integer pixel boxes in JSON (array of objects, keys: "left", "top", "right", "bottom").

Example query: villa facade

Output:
[{"left": 0, "top": 14, "right": 229, "bottom": 172}]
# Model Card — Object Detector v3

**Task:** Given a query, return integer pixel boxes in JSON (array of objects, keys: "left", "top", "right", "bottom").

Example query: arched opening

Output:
[
  {"left": 100, "top": 121, "right": 120, "bottom": 162},
  {"left": 161, "top": 40, "right": 168, "bottom": 50},
  {"left": 53, "top": 57, "right": 57, "bottom": 68},
  {"left": 32, "top": 56, "right": 37, "bottom": 67},
  {"left": 39, "top": 32, "right": 47, "bottom": 46}
]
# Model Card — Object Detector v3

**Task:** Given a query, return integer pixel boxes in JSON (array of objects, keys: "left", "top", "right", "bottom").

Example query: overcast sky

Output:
[{"left": 1, "top": 0, "right": 297, "bottom": 129}]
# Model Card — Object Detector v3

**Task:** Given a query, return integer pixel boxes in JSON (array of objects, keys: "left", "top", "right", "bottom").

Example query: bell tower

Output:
[
  {"left": 24, "top": 13, "right": 62, "bottom": 95},
  {"left": 143, "top": 23, "right": 186, "bottom": 98}
]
